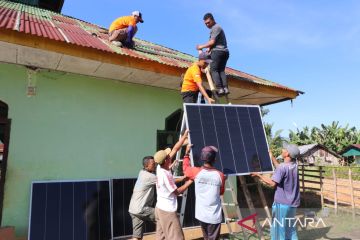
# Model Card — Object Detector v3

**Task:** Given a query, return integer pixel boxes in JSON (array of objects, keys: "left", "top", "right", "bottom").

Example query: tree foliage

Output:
[
  {"left": 262, "top": 107, "right": 360, "bottom": 157},
  {"left": 261, "top": 108, "right": 283, "bottom": 156},
  {"left": 289, "top": 121, "right": 360, "bottom": 153}
]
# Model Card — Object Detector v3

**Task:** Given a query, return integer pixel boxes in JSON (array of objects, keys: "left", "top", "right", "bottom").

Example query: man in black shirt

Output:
[{"left": 197, "top": 13, "right": 230, "bottom": 96}]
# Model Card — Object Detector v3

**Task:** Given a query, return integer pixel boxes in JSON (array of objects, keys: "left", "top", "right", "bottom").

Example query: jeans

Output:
[
  {"left": 271, "top": 202, "right": 298, "bottom": 240},
  {"left": 210, "top": 50, "right": 229, "bottom": 89}
]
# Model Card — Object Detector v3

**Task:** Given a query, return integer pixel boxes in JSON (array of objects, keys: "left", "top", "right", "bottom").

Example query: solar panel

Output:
[
  {"left": 112, "top": 178, "right": 200, "bottom": 237},
  {"left": 29, "top": 178, "right": 201, "bottom": 240},
  {"left": 29, "top": 180, "right": 112, "bottom": 240},
  {"left": 112, "top": 178, "right": 157, "bottom": 238},
  {"left": 184, "top": 104, "right": 272, "bottom": 175}
]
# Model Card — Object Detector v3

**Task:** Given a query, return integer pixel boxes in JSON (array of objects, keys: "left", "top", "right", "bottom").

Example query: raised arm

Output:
[
  {"left": 196, "top": 82, "right": 215, "bottom": 104},
  {"left": 270, "top": 151, "right": 280, "bottom": 168},
  {"left": 169, "top": 130, "right": 189, "bottom": 159},
  {"left": 251, "top": 172, "right": 277, "bottom": 188},
  {"left": 196, "top": 39, "right": 215, "bottom": 51},
  {"left": 183, "top": 144, "right": 201, "bottom": 180}
]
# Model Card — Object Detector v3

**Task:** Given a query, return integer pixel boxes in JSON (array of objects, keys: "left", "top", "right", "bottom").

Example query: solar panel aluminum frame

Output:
[
  {"left": 110, "top": 177, "right": 153, "bottom": 240},
  {"left": 28, "top": 179, "right": 113, "bottom": 240},
  {"left": 182, "top": 103, "right": 274, "bottom": 176}
]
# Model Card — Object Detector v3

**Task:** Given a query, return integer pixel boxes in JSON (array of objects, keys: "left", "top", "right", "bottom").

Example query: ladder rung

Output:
[
  {"left": 222, "top": 202, "right": 238, "bottom": 206},
  {"left": 225, "top": 217, "right": 240, "bottom": 222},
  {"left": 241, "top": 183, "right": 258, "bottom": 186}
]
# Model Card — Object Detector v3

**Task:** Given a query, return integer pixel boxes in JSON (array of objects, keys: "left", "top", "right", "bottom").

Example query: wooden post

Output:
[
  {"left": 204, "top": 66, "right": 216, "bottom": 91},
  {"left": 255, "top": 178, "right": 271, "bottom": 219},
  {"left": 349, "top": 168, "right": 355, "bottom": 211},
  {"left": 319, "top": 166, "right": 324, "bottom": 209},
  {"left": 239, "top": 176, "right": 264, "bottom": 240},
  {"left": 301, "top": 165, "right": 306, "bottom": 207},
  {"left": 301, "top": 165, "right": 305, "bottom": 192},
  {"left": 332, "top": 168, "right": 338, "bottom": 210},
  {"left": 221, "top": 178, "right": 248, "bottom": 239}
]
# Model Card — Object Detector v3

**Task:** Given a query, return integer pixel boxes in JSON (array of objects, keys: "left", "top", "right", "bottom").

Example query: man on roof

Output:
[
  {"left": 197, "top": 13, "right": 230, "bottom": 97},
  {"left": 108, "top": 11, "right": 144, "bottom": 48},
  {"left": 181, "top": 52, "right": 215, "bottom": 104}
]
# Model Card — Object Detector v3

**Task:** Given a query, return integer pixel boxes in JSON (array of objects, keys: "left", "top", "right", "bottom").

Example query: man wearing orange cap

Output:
[
  {"left": 154, "top": 130, "right": 193, "bottom": 240},
  {"left": 108, "top": 11, "right": 144, "bottom": 48}
]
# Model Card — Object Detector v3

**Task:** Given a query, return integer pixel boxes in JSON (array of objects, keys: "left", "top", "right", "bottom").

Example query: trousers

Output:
[{"left": 210, "top": 50, "right": 229, "bottom": 89}]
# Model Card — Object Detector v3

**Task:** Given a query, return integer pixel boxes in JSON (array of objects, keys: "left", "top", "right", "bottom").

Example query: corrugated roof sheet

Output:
[
  {"left": 298, "top": 144, "right": 318, "bottom": 155},
  {"left": 0, "top": 0, "right": 294, "bottom": 91},
  {"left": 353, "top": 144, "right": 360, "bottom": 149}
]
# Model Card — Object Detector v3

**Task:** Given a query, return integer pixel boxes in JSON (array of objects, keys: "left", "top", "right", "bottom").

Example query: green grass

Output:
[
  {"left": 299, "top": 166, "right": 360, "bottom": 181},
  {"left": 323, "top": 166, "right": 360, "bottom": 180}
]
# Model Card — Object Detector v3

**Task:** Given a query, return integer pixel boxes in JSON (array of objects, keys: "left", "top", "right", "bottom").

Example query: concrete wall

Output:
[
  {"left": 0, "top": 62, "right": 181, "bottom": 236},
  {"left": 303, "top": 148, "right": 341, "bottom": 166}
]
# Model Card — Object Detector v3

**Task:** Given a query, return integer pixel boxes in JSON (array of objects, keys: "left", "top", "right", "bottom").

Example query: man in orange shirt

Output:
[
  {"left": 108, "top": 11, "right": 144, "bottom": 48},
  {"left": 181, "top": 52, "right": 215, "bottom": 104}
]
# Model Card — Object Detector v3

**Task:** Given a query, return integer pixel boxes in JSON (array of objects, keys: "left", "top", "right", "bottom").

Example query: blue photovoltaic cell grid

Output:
[
  {"left": 30, "top": 178, "right": 201, "bottom": 239},
  {"left": 29, "top": 181, "right": 111, "bottom": 240},
  {"left": 185, "top": 104, "right": 272, "bottom": 175}
]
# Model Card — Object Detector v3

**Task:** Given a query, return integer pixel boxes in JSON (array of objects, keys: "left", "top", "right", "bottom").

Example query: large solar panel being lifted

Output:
[{"left": 184, "top": 104, "right": 272, "bottom": 175}]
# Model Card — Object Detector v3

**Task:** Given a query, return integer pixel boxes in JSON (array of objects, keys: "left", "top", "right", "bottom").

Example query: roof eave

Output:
[{"left": 0, "top": 28, "right": 300, "bottom": 104}]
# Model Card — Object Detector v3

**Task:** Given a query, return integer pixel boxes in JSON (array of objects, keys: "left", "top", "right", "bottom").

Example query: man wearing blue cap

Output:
[
  {"left": 182, "top": 145, "right": 226, "bottom": 240},
  {"left": 251, "top": 143, "right": 300, "bottom": 240}
]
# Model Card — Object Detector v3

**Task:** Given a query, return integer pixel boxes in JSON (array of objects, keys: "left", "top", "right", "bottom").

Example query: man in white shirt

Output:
[
  {"left": 183, "top": 145, "right": 226, "bottom": 240},
  {"left": 154, "top": 130, "right": 193, "bottom": 240}
]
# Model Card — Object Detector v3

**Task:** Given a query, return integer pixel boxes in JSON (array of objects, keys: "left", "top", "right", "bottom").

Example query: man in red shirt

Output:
[
  {"left": 108, "top": 11, "right": 144, "bottom": 48},
  {"left": 183, "top": 145, "right": 226, "bottom": 240}
]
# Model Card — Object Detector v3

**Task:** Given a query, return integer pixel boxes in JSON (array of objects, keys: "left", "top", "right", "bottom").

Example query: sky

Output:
[{"left": 62, "top": 0, "right": 360, "bottom": 136}]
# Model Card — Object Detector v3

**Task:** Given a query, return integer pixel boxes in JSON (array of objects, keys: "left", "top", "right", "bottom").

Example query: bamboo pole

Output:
[
  {"left": 239, "top": 176, "right": 264, "bottom": 240},
  {"left": 255, "top": 178, "right": 271, "bottom": 219},
  {"left": 332, "top": 168, "right": 338, "bottom": 210},
  {"left": 301, "top": 165, "right": 306, "bottom": 207},
  {"left": 319, "top": 166, "right": 324, "bottom": 208},
  {"left": 349, "top": 168, "right": 355, "bottom": 211}
]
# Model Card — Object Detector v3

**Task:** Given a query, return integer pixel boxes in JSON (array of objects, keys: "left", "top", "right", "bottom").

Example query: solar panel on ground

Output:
[
  {"left": 112, "top": 178, "right": 199, "bottom": 238},
  {"left": 184, "top": 104, "right": 272, "bottom": 175},
  {"left": 112, "top": 178, "right": 157, "bottom": 238},
  {"left": 29, "top": 180, "right": 111, "bottom": 240},
  {"left": 29, "top": 178, "right": 200, "bottom": 240}
]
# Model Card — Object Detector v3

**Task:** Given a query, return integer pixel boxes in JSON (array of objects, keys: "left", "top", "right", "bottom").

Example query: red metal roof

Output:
[{"left": 0, "top": 0, "right": 297, "bottom": 92}]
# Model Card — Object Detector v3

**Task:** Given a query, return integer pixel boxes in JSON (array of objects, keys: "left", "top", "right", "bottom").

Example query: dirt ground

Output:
[
  {"left": 141, "top": 208, "right": 360, "bottom": 240},
  {"left": 305, "top": 177, "right": 360, "bottom": 207}
]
